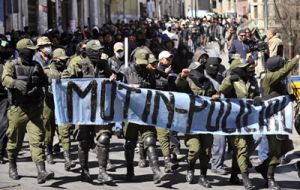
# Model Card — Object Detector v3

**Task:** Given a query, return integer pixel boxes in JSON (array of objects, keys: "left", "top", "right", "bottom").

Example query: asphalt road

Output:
[{"left": 0, "top": 132, "right": 300, "bottom": 190}]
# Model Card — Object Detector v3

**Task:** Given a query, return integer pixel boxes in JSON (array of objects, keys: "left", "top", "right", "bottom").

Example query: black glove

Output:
[
  {"left": 12, "top": 80, "right": 27, "bottom": 94},
  {"left": 230, "top": 74, "right": 239, "bottom": 82},
  {"left": 253, "top": 96, "right": 263, "bottom": 106},
  {"left": 289, "top": 94, "right": 297, "bottom": 101}
]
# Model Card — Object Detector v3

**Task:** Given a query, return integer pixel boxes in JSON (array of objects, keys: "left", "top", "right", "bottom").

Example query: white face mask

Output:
[
  {"left": 115, "top": 51, "right": 124, "bottom": 59},
  {"left": 44, "top": 46, "right": 52, "bottom": 56}
]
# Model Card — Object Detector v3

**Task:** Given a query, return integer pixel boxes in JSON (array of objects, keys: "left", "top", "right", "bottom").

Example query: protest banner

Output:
[{"left": 52, "top": 78, "right": 293, "bottom": 135}]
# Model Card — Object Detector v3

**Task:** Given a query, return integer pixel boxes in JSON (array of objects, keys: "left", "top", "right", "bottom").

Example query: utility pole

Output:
[{"left": 264, "top": 0, "right": 268, "bottom": 32}]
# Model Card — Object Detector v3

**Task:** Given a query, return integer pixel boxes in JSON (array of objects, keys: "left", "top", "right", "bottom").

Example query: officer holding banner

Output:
[
  {"left": 43, "top": 48, "right": 76, "bottom": 170},
  {"left": 175, "top": 57, "right": 219, "bottom": 188},
  {"left": 220, "top": 58, "right": 258, "bottom": 190},
  {"left": 119, "top": 47, "right": 166, "bottom": 184},
  {"left": 62, "top": 39, "right": 114, "bottom": 183},
  {"left": 260, "top": 55, "right": 300, "bottom": 190},
  {"left": 2, "top": 38, "right": 54, "bottom": 184}
]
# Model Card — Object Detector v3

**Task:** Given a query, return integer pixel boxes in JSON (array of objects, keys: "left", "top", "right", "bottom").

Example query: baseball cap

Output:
[
  {"left": 37, "top": 36, "right": 52, "bottom": 46},
  {"left": 53, "top": 48, "right": 69, "bottom": 60},
  {"left": 148, "top": 53, "right": 158, "bottom": 64},
  {"left": 158, "top": 51, "right": 173, "bottom": 60},
  {"left": 16, "top": 38, "right": 37, "bottom": 50},
  {"left": 134, "top": 48, "right": 151, "bottom": 65},
  {"left": 86, "top": 40, "right": 103, "bottom": 50},
  {"left": 113, "top": 42, "right": 124, "bottom": 52}
]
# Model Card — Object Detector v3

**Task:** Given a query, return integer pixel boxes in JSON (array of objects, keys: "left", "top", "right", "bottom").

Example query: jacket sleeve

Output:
[
  {"left": 219, "top": 76, "right": 233, "bottom": 96},
  {"left": 2, "top": 60, "right": 15, "bottom": 88},
  {"left": 268, "top": 56, "right": 299, "bottom": 86},
  {"left": 61, "top": 58, "right": 80, "bottom": 79},
  {"left": 175, "top": 73, "right": 191, "bottom": 93}
]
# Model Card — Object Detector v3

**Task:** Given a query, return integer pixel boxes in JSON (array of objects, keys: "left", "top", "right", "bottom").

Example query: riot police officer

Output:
[
  {"left": 119, "top": 47, "right": 166, "bottom": 184},
  {"left": 220, "top": 58, "right": 259, "bottom": 190},
  {"left": 43, "top": 48, "right": 76, "bottom": 170},
  {"left": 260, "top": 55, "right": 300, "bottom": 190},
  {"left": 2, "top": 38, "right": 54, "bottom": 184},
  {"left": 62, "top": 39, "right": 114, "bottom": 183}
]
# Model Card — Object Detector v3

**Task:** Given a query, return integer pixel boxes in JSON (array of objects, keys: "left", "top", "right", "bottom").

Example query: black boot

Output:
[
  {"left": 36, "top": 161, "right": 54, "bottom": 184},
  {"left": 124, "top": 140, "right": 136, "bottom": 181},
  {"left": 229, "top": 173, "right": 242, "bottom": 185},
  {"left": 138, "top": 148, "right": 147, "bottom": 168},
  {"left": 241, "top": 172, "right": 254, "bottom": 190},
  {"left": 0, "top": 155, "right": 5, "bottom": 164},
  {"left": 45, "top": 145, "right": 54, "bottom": 164},
  {"left": 78, "top": 141, "right": 92, "bottom": 182},
  {"left": 97, "top": 145, "right": 113, "bottom": 183},
  {"left": 198, "top": 175, "right": 211, "bottom": 188},
  {"left": 255, "top": 160, "right": 268, "bottom": 180},
  {"left": 198, "top": 169, "right": 211, "bottom": 188},
  {"left": 8, "top": 160, "right": 19, "bottom": 180},
  {"left": 186, "top": 161, "right": 195, "bottom": 184},
  {"left": 147, "top": 146, "right": 166, "bottom": 184},
  {"left": 267, "top": 166, "right": 281, "bottom": 190},
  {"left": 63, "top": 151, "right": 76, "bottom": 171},
  {"left": 164, "top": 156, "right": 175, "bottom": 173}
]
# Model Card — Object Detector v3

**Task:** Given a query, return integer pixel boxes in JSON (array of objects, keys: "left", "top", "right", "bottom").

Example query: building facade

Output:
[{"left": 0, "top": 0, "right": 185, "bottom": 34}]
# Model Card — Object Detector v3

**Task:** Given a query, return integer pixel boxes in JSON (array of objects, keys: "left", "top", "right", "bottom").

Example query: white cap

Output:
[{"left": 158, "top": 51, "right": 173, "bottom": 60}]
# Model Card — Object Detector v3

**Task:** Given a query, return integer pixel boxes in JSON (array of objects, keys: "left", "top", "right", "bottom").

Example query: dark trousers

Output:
[{"left": 0, "top": 97, "right": 8, "bottom": 157}]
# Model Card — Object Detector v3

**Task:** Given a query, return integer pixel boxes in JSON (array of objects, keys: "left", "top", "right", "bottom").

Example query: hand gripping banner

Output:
[{"left": 52, "top": 79, "right": 293, "bottom": 135}]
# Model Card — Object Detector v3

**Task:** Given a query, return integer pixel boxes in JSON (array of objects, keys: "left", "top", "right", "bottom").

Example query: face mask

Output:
[
  {"left": 86, "top": 49, "right": 101, "bottom": 63},
  {"left": 232, "top": 67, "right": 248, "bottom": 79},
  {"left": 55, "top": 60, "right": 67, "bottom": 71},
  {"left": 115, "top": 51, "right": 124, "bottom": 59},
  {"left": 19, "top": 48, "right": 35, "bottom": 65},
  {"left": 44, "top": 46, "right": 52, "bottom": 56},
  {"left": 81, "top": 50, "right": 87, "bottom": 58},
  {"left": 206, "top": 64, "right": 219, "bottom": 76}
]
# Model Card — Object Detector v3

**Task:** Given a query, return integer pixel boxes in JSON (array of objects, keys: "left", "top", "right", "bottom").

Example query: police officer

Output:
[
  {"left": 62, "top": 39, "right": 114, "bottom": 183},
  {"left": 2, "top": 38, "right": 54, "bottom": 184},
  {"left": 175, "top": 58, "right": 219, "bottom": 188},
  {"left": 155, "top": 50, "right": 177, "bottom": 173},
  {"left": 0, "top": 36, "right": 12, "bottom": 164},
  {"left": 43, "top": 48, "right": 76, "bottom": 170},
  {"left": 119, "top": 47, "right": 166, "bottom": 184},
  {"left": 220, "top": 58, "right": 258, "bottom": 190},
  {"left": 260, "top": 55, "right": 300, "bottom": 190}
]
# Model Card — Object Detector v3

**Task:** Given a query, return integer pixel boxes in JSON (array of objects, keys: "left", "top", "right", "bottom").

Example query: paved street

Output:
[{"left": 0, "top": 131, "right": 299, "bottom": 190}]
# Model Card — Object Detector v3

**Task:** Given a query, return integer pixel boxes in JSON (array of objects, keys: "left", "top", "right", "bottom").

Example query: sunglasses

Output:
[{"left": 240, "top": 34, "right": 246, "bottom": 37}]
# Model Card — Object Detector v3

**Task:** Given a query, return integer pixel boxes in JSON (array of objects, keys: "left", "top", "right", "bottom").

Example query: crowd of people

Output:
[{"left": 0, "top": 15, "right": 299, "bottom": 190}]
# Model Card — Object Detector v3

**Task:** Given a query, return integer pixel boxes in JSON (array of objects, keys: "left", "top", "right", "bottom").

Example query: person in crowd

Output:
[
  {"left": 266, "top": 29, "right": 283, "bottom": 58},
  {"left": 220, "top": 58, "right": 259, "bottom": 190},
  {"left": 259, "top": 55, "right": 300, "bottom": 190},
  {"left": 175, "top": 57, "right": 220, "bottom": 188},
  {"left": 119, "top": 47, "right": 166, "bottom": 184},
  {"left": 229, "top": 29, "right": 249, "bottom": 60},
  {"left": 3, "top": 38, "right": 54, "bottom": 184},
  {"left": 42, "top": 48, "right": 76, "bottom": 170},
  {"left": 0, "top": 35, "right": 13, "bottom": 164},
  {"left": 33, "top": 36, "right": 53, "bottom": 67},
  {"left": 62, "top": 39, "right": 114, "bottom": 183}
]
